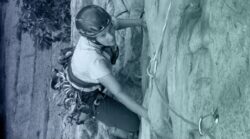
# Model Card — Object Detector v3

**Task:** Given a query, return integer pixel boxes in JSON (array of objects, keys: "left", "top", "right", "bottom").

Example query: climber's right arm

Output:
[{"left": 97, "top": 62, "right": 149, "bottom": 122}]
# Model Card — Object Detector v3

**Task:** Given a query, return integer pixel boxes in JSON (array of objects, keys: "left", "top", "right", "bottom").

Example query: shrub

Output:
[{"left": 18, "top": 0, "right": 71, "bottom": 49}]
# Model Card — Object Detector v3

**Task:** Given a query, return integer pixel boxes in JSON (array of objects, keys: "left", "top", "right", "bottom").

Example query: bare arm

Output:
[
  {"left": 98, "top": 72, "right": 149, "bottom": 121},
  {"left": 112, "top": 18, "right": 145, "bottom": 30}
]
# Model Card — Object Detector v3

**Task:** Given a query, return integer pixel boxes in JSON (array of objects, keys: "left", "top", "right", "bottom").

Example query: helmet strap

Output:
[
  {"left": 89, "top": 38, "right": 102, "bottom": 46},
  {"left": 87, "top": 37, "right": 110, "bottom": 47}
]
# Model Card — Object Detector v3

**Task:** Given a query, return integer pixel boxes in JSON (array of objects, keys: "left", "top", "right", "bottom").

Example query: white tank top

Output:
[{"left": 71, "top": 37, "right": 112, "bottom": 83}]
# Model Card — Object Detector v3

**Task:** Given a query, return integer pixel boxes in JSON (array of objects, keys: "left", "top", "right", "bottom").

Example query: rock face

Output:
[
  {"left": 141, "top": 0, "right": 250, "bottom": 139},
  {"left": 3, "top": 0, "right": 250, "bottom": 139}
]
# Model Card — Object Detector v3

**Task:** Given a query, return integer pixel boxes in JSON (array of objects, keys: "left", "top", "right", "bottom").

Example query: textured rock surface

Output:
[
  {"left": 141, "top": 0, "right": 250, "bottom": 139},
  {"left": 3, "top": 0, "right": 250, "bottom": 139}
]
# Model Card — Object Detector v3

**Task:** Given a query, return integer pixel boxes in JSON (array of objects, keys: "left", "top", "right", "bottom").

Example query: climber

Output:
[{"left": 70, "top": 5, "right": 148, "bottom": 139}]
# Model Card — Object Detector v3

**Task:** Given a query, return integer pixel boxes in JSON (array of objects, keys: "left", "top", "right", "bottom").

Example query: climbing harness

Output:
[
  {"left": 146, "top": 1, "right": 218, "bottom": 138},
  {"left": 51, "top": 67, "right": 101, "bottom": 125}
]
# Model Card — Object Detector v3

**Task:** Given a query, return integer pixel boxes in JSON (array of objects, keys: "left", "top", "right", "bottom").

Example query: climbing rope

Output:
[
  {"left": 146, "top": 1, "right": 218, "bottom": 139},
  {"left": 146, "top": 0, "right": 172, "bottom": 79}
]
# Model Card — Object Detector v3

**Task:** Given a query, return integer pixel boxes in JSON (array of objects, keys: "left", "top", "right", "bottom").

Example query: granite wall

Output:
[{"left": 141, "top": 0, "right": 250, "bottom": 139}]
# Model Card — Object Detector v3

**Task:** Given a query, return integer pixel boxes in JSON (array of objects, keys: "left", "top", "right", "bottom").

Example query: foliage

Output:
[{"left": 18, "top": 0, "right": 71, "bottom": 49}]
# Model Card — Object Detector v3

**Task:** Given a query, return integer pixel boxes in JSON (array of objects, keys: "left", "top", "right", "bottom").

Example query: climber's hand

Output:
[
  {"left": 98, "top": 71, "right": 148, "bottom": 120},
  {"left": 141, "top": 19, "right": 147, "bottom": 28},
  {"left": 140, "top": 11, "right": 147, "bottom": 28}
]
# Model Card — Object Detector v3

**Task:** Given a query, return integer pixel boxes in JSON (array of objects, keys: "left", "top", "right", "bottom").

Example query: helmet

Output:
[{"left": 75, "top": 5, "right": 111, "bottom": 38}]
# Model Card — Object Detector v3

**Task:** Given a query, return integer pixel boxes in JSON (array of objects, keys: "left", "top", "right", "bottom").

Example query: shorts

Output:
[{"left": 95, "top": 96, "right": 140, "bottom": 132}]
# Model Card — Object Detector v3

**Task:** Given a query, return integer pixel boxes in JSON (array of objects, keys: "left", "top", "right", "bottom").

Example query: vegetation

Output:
[{"left": 18, "top": 0, "right": 71, "bottom": 49}]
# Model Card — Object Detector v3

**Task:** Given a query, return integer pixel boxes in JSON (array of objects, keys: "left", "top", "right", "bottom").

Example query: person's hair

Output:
[{"left": 75, "top": 5, "right": 111, "bottom": 38}]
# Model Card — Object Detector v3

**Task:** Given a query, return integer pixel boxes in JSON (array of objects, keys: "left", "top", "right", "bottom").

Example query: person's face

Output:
[{"left": 95, "top": 23, "right": 116, "bottom": 46}]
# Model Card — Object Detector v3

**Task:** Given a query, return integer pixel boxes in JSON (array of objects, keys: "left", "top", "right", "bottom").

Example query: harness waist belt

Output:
[{"left": 66, "top": 65, "right": 103, "bottom": 92}]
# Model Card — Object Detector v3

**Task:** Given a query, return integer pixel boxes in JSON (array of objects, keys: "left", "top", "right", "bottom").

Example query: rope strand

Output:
[{"left": 145, "top": 1, "right": 216, "bottom": 139}]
